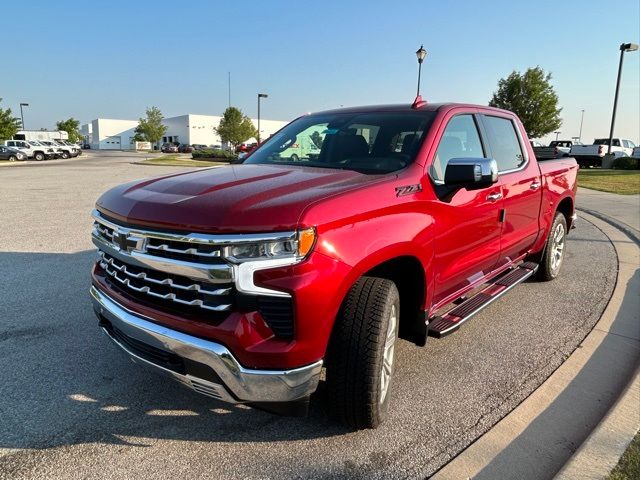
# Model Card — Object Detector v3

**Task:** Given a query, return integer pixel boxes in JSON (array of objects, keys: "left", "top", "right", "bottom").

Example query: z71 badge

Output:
[{"left": 395, "top": 184, "right": 422, "bottom": 197}]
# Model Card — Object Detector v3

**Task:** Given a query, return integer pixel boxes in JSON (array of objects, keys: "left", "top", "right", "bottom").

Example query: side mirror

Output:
[{"left": 444, "top": 158, "right": 498, "bottom": 189}]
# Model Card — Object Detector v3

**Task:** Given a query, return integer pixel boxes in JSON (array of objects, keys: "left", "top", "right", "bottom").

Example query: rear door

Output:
[
  {"left": 479, "top": 113, "right": 542, "bottom": 266},
  {"left": 428, "top": 111, "right": 504, "bottom": 306}
]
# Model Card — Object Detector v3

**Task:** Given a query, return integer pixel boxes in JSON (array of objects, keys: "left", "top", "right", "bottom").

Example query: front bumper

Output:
[{"left": 90, "top": 285, "right": 323, "bottom": 404}]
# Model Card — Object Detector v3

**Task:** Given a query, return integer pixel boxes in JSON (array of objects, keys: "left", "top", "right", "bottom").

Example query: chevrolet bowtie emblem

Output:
[{"left": 112, "top": 231, "right": 129, "bottom": 250}]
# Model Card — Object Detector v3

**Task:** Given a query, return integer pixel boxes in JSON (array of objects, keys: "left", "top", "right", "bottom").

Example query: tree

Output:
[
  {"left": 56, "top": 118, "right": 82, "bottom": 143},
  {"left": 489, "top": 67, "right": 562, "bottom": 139},
  {"left": 136, "top": 106, "right": 167, "bottom": 145},
  {"left": 215, "top": 107, "right": 258, "bottom": 150},
  {"left": 132, "top": 126, "right": 146, "bottom": 142},
  {"left": 0, "top": 99, "right": 22, "bottom": 141}
]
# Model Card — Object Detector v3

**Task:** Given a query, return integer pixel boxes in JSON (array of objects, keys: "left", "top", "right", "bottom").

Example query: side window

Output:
[
  {"left": 612, "top": 139, "right": 621, "bottom": 147},
  {"left": 482, "top": 115, "right": 525, "bottom": 172},
  {"left": 430, "top": 115, "right": 484, "bottom": 182}
]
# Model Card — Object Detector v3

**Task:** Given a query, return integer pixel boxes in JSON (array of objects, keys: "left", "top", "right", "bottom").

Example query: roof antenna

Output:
[{"left": 412, "top": 44, "right": 428, "bottom": 109}]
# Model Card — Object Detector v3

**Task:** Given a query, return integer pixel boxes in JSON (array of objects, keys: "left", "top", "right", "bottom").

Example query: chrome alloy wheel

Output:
[
  {"left": 380, "top": 304, "right": 398, "bottom": 404},
  {"left": 550, "top": 222, "right": 565, "bottom": 273}
]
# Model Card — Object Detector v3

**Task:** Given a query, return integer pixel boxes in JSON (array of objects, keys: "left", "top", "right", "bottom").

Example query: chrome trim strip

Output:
[
  {"left": 91, "top": 286, "right": 323, "bottom": 403},
  {"left": 92, "top": 209, "right": 296, "bottom": 246}
]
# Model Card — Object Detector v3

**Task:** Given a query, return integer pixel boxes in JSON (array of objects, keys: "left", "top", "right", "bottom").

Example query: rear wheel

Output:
[
  {"left": 325, "top": 276, "right": 400, "bottom": 429},
  {"left": 8, "top": 155, "right": 17, "bottom": 162},
  {"left": 34, "top": 152, "right": 45, "bottom": 161},
  {"left": 61, "top": 151, "right": 69, "bottom": 159},
  {"left": 536, "top": 212, "right": 567, "bottom": 281}
]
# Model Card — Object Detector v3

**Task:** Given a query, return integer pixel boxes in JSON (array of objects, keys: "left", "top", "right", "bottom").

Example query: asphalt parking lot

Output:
[{"left": 0, "top": 152, "right": 617, "bottom": 479}]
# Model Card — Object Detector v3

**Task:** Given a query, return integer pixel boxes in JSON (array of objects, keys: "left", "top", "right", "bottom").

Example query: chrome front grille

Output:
[{"left": 99, "top": 252, "right": 232, "bottom": 312}]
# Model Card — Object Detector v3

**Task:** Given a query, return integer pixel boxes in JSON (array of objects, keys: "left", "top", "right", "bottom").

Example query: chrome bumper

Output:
[{"left": 90, "top": 286, "right": 322, "bottom": 404}]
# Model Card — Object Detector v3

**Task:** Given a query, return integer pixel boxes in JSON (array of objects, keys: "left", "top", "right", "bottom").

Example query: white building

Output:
[{"left": 82, "top": 114, "right": 288, "bottom": 150}]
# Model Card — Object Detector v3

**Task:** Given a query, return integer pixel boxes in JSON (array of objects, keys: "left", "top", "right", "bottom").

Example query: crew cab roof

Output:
[{"left": 314, "top": 102, "right": 515, "bottom": 116}]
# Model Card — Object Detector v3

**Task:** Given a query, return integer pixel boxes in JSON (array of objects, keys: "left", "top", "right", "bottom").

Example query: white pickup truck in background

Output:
[
  {"left": 533, "top": 140, "right": 580, "bottom": 160},
  {"left": 569, "top": 138, "right": 636, "bottom": 167}
]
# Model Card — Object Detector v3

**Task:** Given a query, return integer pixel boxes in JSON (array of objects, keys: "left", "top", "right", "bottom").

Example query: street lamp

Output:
[
  {"left": 19, "top": 103, "right": 29, "bottom": 130},
  {"left": 554, "top": 131, "right": 561, "bottom": 141},
  {"left": 415, "top": 45, "right": 427, "bottom": 97},
  {"left": 578, "top": 109, "right": 585, "bottom": 143},
  {"left": 607, "top": 42, "right": 638, "bottom": 154}
]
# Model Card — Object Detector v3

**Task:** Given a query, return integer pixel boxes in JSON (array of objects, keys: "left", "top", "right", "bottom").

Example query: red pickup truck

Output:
[{"left": 90, "top": 102, "right": 578, "bottom": 429}]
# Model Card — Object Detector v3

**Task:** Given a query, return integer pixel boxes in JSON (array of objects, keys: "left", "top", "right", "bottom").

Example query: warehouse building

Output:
[{"left": 81, "top": 114, "right": 288, "bottom": 150}]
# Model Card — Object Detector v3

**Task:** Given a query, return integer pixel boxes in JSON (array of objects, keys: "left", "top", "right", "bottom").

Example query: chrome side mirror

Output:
[{"left": 444, "top": 158, "right": 498, "bottom": 189}]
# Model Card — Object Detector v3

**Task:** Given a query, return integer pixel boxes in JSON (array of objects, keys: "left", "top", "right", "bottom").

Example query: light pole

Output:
[
  {"left": 19, "top": 103, "right": 29, "bottom": 130},
  {"left": 578, "top": 109, "right": 585, "bottom": 142},
  {"left": 607, "top": 42, "right": 638, "bottom": 154},
  {"left": 257, "top": 93, "right": 268, "bottom": 143},
  {"left": 415, "top": 45, "right": 427, "bottom": 97},
  {"left": 554, "top": 131, "right": 561, "bottom": 141}
]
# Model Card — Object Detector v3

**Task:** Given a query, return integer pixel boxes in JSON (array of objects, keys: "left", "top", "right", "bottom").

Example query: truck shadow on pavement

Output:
[
  {"left": 472, "top": 268, "right": 640, "bottom": 480},
  {"left": 0, "top": 251, "right": 349, "bottom": 452}
]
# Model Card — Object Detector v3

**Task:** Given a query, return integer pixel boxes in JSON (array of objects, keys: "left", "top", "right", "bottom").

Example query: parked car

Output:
[
  {"left": 0, "top": 145, "right": 27, "bottom": 161},
  {"left": 191, "top": 144, "right": 208, "bottom": 150},
  {"left": 569, "top": 138, "right": 636, "bottom": 167},
  {"left": 161, "top": 143, "right": 179, "bottom": 153},
  {"left": 90, "top": 102, "right": 577, "bottom": 429},
  {"left": 178, "top": 144, "right": 194, "bottom": 153},
  {"left": 3, "top": 139, "right": 56, "bottom": 160},
  {"left": 630, "top": 146, "right": 640, "bottom": 159},
  {"left": 40, "top": 140, "right": 76, "bottom": 159},
  {"left": 533, "top": 140, "right": 580, "bottom": 160},
  {"left": 56, "top": 140, "right": 82, "bottom": 156}
]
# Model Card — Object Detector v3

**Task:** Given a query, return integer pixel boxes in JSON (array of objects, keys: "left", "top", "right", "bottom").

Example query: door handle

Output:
[
  {"left": 530, "top": 181, "right": 541, "bottom": 190},
  {"left": 486, "top": 192, "right": 503, "bottom": 202}
]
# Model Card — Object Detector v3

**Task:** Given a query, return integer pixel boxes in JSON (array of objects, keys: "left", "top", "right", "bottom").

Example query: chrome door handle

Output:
[
  {"left": 486, "top": 192, "right": 503, "bottom": 202},
  {"left": 530, "top": 181, "right": 541, "bottom": 190}
]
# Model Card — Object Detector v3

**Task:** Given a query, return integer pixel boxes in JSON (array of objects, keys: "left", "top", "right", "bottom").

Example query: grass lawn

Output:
[
  {"left": 578, "top": 169, "right": 640, "bottom": 195},
  {"left": 136, "top": 155, "right": 227, "bottom": 167},
  {"left": 607, "top": 432, "right": 640, "bottom": 480}
]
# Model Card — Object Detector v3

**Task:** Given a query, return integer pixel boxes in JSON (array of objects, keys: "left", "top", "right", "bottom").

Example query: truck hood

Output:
[{"left": 96, "top": 164, "right": 382, "bottom": 233}]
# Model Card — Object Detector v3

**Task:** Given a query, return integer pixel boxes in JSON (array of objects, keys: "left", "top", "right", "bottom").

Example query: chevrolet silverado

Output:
[{"left": 90, "top": 102, "right": 578, "bottom": 429}]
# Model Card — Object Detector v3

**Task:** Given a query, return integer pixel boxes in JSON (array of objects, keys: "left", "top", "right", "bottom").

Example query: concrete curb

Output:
[
  {"left": 577, "top": 206, "right": 640, "bottom": 245},
  {"left": 432, "top": 212, "right": 640, "bottom": 480}
]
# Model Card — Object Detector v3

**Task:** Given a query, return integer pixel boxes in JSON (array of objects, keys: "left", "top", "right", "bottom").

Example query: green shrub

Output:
[
  {"left": 613, "top": 157, "right": 639, "bottom": 170},
  {"left": 192, "top": 149, "right": 237, "bottom": 162}
]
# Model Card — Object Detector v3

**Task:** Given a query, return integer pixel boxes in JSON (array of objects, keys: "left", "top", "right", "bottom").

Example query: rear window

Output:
[
  {"left": 482, "top": 115, "right": 525, "bottom": 172},
  {"left": 594, "top": 138, "right": 621, "bottom": 146}
]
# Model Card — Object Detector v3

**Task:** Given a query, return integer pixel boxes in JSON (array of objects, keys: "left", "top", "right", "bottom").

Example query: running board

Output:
[{"left": 428, "top": 262, "right": 539, "bottom": 338}]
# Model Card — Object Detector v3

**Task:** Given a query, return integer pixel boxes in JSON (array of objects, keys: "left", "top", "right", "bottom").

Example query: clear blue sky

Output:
[{"left": 4, "top": 0, "right": 639, "bottom": 143}]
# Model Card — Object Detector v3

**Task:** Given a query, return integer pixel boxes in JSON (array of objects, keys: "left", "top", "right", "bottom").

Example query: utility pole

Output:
[
  {"left": 228, "top": 72, "right": 231, "bottom": 108},
  {"left": 578, "top": 109, "right": 585, "bottom": 142},
  {"left": 19, "top": 103, "right": 29, "bottom": 130},
  {"left": 257, "top": 93, "right": 268, "bottom": 143}
]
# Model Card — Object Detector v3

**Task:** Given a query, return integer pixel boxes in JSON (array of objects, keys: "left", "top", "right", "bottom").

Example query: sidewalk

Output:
[{"left": 577, "top": 187, "right": 640, "bottom": 234}]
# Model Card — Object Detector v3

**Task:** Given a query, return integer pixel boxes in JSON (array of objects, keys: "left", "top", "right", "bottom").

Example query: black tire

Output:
[
  {"left": 34, "top": 152, "right": 45, "bottom": 161},
  {"left": 536, "top": 212, "right": 567, "bottom": 281},
  {"left": 8, "top": 155, "right": 17, "bottom": 162},
  {"left": 325, "top": 276, "right": 400, "bottom": 429},
  {"left": 61, "top": 151, "right": 69, "bottom": 159},
  {"left": 290, "top": 154, "right": 300, "bottom": 162}
]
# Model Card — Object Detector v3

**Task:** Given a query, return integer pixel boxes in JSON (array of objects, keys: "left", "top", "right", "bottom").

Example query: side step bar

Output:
[{"left": 428, "top": 262, "right": 539, "bottom": 338}]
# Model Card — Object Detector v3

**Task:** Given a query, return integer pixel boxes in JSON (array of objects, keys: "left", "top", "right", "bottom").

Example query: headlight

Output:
[{"left": 224, "top": 228, "right": 316, "bottom": 263}]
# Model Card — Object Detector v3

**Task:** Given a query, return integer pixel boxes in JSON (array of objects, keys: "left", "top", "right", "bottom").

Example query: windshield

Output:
[
  {"left": 29, "top": 141, "right": 42, "bottom": 146},
  {"left": 244, "top": 111, "right": 436, "bottom": 174}
]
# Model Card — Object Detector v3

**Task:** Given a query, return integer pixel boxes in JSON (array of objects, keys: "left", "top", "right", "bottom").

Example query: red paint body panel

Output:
[{"left": 93, "top": 103, "right": 578, "bottom": 369}]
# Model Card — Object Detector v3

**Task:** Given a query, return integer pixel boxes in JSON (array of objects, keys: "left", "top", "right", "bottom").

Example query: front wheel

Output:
[
  {"left": 34, "top": 152, "right": 45, "bottom": 161},
  {"left": 537, "top": 212, "right": 567, "bottom": 281},
  {"left": 61, "top": 151, "right": 69, "bottom": 159},
  {"left": 324, "top": 276, "right": 400, "bottom": 429},
  {"left": 8, "top": 155, "right": 17, "bottom": 162}
]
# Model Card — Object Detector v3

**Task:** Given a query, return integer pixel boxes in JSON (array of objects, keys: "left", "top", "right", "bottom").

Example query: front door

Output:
[{"left": 428, "top": 112, "right": 504, "bottom": 308}]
